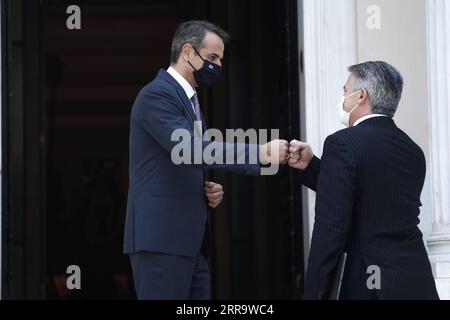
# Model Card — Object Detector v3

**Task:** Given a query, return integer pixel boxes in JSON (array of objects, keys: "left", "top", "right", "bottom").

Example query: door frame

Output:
[
  {"left": 0, "top": 0, "right": 7, "bottom": 300},
  {"left": 2, "top": 0, "right": 47, "bottom": 299}
]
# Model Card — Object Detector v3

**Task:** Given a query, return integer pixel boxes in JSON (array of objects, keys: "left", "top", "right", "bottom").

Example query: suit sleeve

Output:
[
  {"left": 134, "top": 88, "right": 261, "bottom": 176},
  {"left": 297, "top": 156, "right": 321, "bottom": 191},
  {"left": 303, "top": 134, "right": 357, "bottom": 300}
]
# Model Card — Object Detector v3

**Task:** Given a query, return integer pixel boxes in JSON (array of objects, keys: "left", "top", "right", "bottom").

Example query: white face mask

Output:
[{"left": 337, "top": 90, "right": 362, "bottom": 127}]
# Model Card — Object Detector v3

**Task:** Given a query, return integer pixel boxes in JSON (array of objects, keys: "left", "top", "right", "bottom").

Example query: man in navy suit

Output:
[
  {"left": 124, "top": 20, "right": 289, "bottom": 300},
  {"left": 289, "top": 61, "right": 439, "bottom": 300}
]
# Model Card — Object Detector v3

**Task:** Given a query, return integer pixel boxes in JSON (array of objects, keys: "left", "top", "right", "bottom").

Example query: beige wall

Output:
[
  {"left": 355, "top": 0, "right": 432, "bottom": 240},
  {"left": 356, "top": 0, "right": 429, "bottom": 154}
]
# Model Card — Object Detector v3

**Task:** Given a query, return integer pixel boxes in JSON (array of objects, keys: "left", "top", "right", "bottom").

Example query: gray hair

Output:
[
  {"left": 170, "top": 20, "right": 229, "bottom": 64},
  {"left": 348, "top": 61, "right": 404, "bottom": 117}
]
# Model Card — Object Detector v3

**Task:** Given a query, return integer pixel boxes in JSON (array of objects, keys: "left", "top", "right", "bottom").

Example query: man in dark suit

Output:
[
  {"left": 289, "top": 61, "right": 439, "bottom": 300},
  {"left": 124, "top": 20, "right": 289, "bottom": 300}
]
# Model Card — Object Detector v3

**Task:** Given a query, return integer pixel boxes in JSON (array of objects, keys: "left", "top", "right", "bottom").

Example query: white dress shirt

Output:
[
  {"left": 354, "top": 114, "right": 389, "bottom": 126},
  {"left": 167, "top": 66, "right": 197, "bottom": 114}
]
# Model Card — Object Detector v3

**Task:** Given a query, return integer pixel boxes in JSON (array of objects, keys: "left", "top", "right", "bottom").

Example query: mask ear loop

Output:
[
  {"left": 187, "top": 46, "right": 205, "bottom": 71},
  {"left": 187, "top": 60, "right": 197, "bottom": 71},
  {"left": 345, "top": 89, "right": 363, "bottom": 100},
  {"left": 345, "top": 89, "right": 363, "bottom": 113},
  {"left": 192, "top": 47, "right": 205, "bottom": 62},
  {"left": 349, "top": 104, "right": 360, "bottom": 114}
]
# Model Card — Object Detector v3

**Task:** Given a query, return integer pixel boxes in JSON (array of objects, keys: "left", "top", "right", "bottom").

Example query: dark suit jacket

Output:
[
  {"left": 300, "top": 117, "right": 439, "bottom": 300},
  {"left": 123, "top": 69, "right": 260, "bottom": 258}
]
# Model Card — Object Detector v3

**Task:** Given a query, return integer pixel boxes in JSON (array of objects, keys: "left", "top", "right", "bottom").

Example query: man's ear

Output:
[
  {"left": 181, "top": 43, "right": 193, "bottom": 61},
  {"left": 360, "top": 89, "right": 369, "bottom": 103}
]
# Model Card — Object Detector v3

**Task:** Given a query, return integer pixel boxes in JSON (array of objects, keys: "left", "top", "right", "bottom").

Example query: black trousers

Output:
[{"left": 129, "top": 225, "right": 211, "bottom": 300}]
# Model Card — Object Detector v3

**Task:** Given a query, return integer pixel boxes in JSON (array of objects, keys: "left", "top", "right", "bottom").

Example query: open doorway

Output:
[{"left": 2, "top": 0, "right": 303, "bottom": 299}]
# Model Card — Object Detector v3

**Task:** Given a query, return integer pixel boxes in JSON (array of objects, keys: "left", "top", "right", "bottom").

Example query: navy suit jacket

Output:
[
  {"left": 300, "top": 117, "right": 439, "bottom": 300},
  {"left": 124, "top": 69, "right": 260, "bottom": 258}
]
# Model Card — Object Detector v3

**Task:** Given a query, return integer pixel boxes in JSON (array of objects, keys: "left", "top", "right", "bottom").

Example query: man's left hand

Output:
[
  {"left": 205, "top": 182, "right": 224, "bottom": 208},
  {"left": 289, "top": 140, "right": 314, "bottom": 171}
]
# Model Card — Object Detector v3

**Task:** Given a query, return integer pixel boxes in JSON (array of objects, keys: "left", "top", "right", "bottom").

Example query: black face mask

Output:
[{"left": 188, "top": 48, "right": 222, "bottom": 87}]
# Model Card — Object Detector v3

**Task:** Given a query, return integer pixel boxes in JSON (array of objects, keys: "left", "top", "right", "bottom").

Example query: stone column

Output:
[{"left": 300, "top": 0, "right": 357, "bottom": 264}]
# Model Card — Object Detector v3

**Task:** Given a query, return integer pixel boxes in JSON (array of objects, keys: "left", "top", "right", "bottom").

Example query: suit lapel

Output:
[
  {"left": 157, "top": 69, "right": 198, "bottom": 125},
  {"left": 176, "top": 86, "right": 197, "bottom": 124},
  {"left": 176, "top": 86, "right": 203, "bottom": 137}
]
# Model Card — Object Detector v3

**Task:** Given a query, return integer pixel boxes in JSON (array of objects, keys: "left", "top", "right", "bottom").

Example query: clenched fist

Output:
[
  {"left": 260, "top": 139, "right": 290, "bottom": 165},
  {"left": 289, "top": 140, "right": 314, "bottom": 171},
  {"left": 205, "top": 181, "right": 224, "bottom": 209}
]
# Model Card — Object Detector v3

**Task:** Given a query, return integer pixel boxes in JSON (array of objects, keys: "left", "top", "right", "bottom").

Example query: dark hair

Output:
[
  {"left": 348, "top": 61, "right": 404, "bottom": 117},
  {"left": 170, "top": 20, "right": 229, "bottom": 64}
]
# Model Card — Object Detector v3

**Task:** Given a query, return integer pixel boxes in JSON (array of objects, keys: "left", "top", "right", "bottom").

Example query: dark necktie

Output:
[
  {"left": 191, "top": 93, "right": 207, "bottom": 224},
  {"left": 190, "top": 93, "right": 202, "bottom": 122}
]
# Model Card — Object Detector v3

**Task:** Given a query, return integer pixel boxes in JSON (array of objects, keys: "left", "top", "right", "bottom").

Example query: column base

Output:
[{"left": 428, "top": 235, "right": 450, "bottom": 300}]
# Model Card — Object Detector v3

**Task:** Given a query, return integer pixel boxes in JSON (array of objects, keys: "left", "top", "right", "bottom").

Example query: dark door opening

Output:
[{"left": 3, "top": 0, "right": 303, "bottom": 299}]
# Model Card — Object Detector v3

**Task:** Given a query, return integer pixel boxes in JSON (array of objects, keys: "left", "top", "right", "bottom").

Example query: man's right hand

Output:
[
  {"left": 260, "top": 139, "right": 290, "bottom": 165},
  {"left": 289, "top": 140, "right": 314, "bottom": 171}
]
